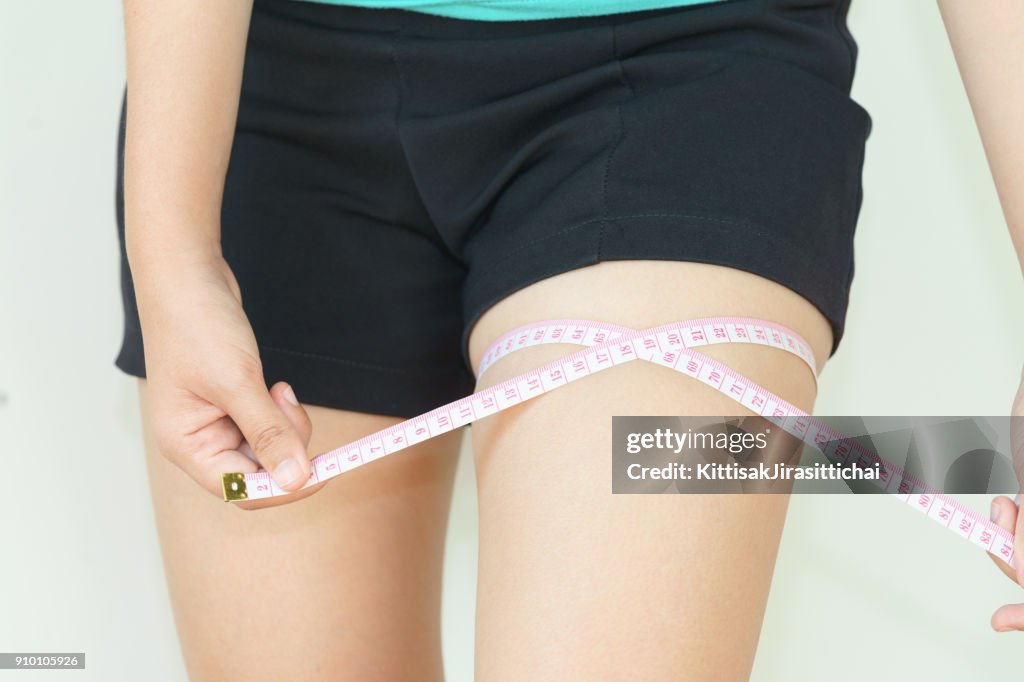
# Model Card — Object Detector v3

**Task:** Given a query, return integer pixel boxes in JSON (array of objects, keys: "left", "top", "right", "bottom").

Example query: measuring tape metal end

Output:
[{"left": 222, "top": 473, "right": 248, "bottom": 502}]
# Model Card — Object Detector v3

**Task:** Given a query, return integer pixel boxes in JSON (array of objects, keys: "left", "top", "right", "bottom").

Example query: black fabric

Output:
[{"left": 115, "top": 0, "right": 871, "bottom": 418}]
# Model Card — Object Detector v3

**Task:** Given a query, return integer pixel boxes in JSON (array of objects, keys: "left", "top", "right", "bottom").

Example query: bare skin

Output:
[
  {"left": 122, "top": 0, "right": 317, "bottom": 505},
  {"left": 938, "top": 0, "right": 1024, "bottom": 631},
  {"left": 466, "top": 260, "right": 830, "bottom": 681},
  {"left": 138, "top": 259, "right": 828, "bottom": 681},
  {"left": 140, "top": 381, "right": 462, "bottom": 681},
  {"left": 122, "top": 0, "right": 1024, "bottom": 678}
]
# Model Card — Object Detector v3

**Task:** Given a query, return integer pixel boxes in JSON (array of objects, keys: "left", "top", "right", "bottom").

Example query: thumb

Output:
[
  {"left": 989, "top": 495, "right": 1020, "bottom": 584},
  {"left": 269, "top": 381, "right": 313, "bottom": 446},
  {"left": 218, "top": 374, "right": 311, "bottom": 492},
  {"left": 237, "top": 382, "right": 313, "bottom": 466}
]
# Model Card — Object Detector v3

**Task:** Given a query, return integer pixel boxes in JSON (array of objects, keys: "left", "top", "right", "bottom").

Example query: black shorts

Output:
[{"left": 115, "top": 0, "right": 871, "bottom": 418}]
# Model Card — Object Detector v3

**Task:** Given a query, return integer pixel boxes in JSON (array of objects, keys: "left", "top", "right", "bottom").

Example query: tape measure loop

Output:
[{"left": 216, "top": 316, "right": 1014, "bottom": 569}]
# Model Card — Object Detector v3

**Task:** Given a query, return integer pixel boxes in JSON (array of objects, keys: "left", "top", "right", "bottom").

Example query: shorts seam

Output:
[
  {"left": 597, "top": 21, "right": 636, "bottom": 261},
  {"left": 259, "top": 343, "right": 457, "bottom": 376},
  {"left": 610, "top": 21, "right": 636, "bottom": 97},
  {"left": 598, "top": 108, "right": 624, "bottom": 261}
]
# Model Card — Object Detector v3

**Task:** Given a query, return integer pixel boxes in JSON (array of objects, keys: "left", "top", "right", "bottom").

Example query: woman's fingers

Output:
[
  {"left": 231, "top": 383, "right": 326, "bottom": 510},
  {"left": 213, "top": 370, "right": 312, "bottom": 492},
  {"left": 269, "top": 381, "right": 313, "bottom": 446},
  {"left": 1013, "top": 494, "right": 1024, "bottom": 587},
  {"left": 988, "top": 496, "right": 1019, "bottom": 584},
  {"left": 989, "top": 494, "right": 1024, "bottom": 633},
  {"left": 178, "top": 381, "right": 315, "bottom": 503},
  {"left": 992, "top": 603, "right": 1024, "bottom": 632}
]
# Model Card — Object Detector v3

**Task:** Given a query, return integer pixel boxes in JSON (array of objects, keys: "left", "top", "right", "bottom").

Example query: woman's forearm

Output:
[
  {"left": 938, "top": 0, "right": 1024, "bottom": 274},
  {"left": 121, "top": 0, "right": 253, "bottom": 270}
]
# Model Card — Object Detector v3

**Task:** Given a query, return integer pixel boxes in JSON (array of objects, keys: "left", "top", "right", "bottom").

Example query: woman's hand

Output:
[
  {"left": 132, "top": 249, "right": 317, "bottom": 508},
  {"left": 120, "top": 0, "right": 315, "bottom": 508},
  {"left": 987, "top": 369, "right": 1024, "bottom": 631}
]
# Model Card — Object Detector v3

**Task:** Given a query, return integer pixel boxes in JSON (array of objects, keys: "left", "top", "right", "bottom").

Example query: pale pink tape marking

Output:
[{"left": 224, "top": 317, "right": 1014, "bottom": 567}]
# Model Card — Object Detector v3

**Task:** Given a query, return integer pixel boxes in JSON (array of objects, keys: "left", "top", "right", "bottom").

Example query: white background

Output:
[{"left": 2, "top": 1, "right": 1023, "bottom": 680}]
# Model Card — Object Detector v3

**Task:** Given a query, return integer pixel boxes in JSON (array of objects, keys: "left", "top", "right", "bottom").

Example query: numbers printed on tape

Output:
[{"left": 220, "top": 316, "right": 1014, "bottom": 568}]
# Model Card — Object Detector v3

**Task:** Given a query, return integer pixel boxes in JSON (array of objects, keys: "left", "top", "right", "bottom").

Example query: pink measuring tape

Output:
[{"left": 221, "top": 316, "right": 1015, "bottom": 566}]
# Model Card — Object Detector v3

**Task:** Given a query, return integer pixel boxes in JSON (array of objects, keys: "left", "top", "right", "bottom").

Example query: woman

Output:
[{"left": 115, "top": 0, "right": 1024, "bottom": 679}]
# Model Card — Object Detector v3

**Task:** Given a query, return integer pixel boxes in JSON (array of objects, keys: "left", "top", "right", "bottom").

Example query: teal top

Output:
[{"left": 296, "top": 0, "right": 724, "bottom": 22}]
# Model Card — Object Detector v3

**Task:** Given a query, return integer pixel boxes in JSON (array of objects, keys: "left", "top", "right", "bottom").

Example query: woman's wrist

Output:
[
  {"left": 128, "top": 236, "right": 233, "bottom": 303},
  {"left": 126, "top": 224, "right": 223, "bottom": 271},
  {"left": 122, "top": 178, "right": 224, "bottom": 268}
]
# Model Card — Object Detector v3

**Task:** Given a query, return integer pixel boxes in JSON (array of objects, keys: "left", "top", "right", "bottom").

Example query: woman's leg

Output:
[
  {"left": 468, "top": 261, "right": 832, "bottom": 681},
  {"left": 139, "top": 380, "right": 462, "bottom": 682}
]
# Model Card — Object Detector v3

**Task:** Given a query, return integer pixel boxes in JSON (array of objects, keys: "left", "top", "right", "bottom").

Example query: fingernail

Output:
[
  {"left": 991, "top": 500, "right": 1002, "bottom": 523},
  {"left": 273, "top": 459, "right": 304, "bottom": 488},
  {"left": 1016, "top": 493, "right": 1022, "bottom": 508},
  {"left": 282, "top": 384, "right": 299, "bottom": 406}
]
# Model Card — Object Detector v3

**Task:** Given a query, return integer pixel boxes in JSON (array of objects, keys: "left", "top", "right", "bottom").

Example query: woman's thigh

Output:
[
  {"left": 467, "top": 260, "right": 832, "bottom": 682},
  {"left": 138, "top": 380, "right": 462, "bottom": 682}
]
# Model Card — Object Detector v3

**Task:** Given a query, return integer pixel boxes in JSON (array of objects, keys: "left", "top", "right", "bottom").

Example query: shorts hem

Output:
[{"left": 461, "top": 212, "right": 850, "bottom": 372}]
